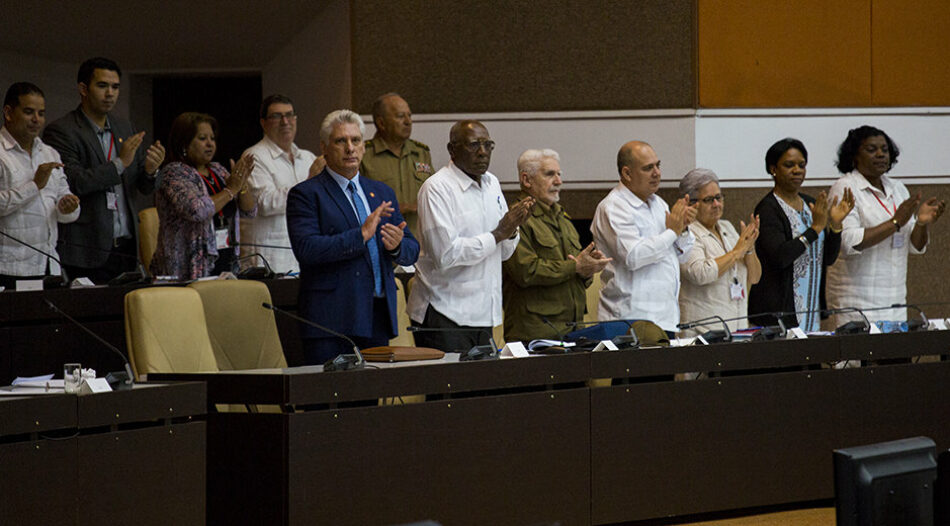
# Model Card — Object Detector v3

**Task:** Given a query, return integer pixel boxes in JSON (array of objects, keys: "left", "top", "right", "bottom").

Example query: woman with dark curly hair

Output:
[
  {"left": 825, "top": 125, "right": 946, "bottom": 325},
  {"left": 748, "top": 138, "right": 854, "bottom": 331}
]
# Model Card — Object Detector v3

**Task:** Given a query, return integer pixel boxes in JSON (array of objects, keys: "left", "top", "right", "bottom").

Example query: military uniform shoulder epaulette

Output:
[{"left": 409, "top": 139, "right": 430, "bottom": 151}]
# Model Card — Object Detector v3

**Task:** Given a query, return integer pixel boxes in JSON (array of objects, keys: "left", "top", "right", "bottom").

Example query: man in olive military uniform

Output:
[
  {"left": 360, "top": 93, "right": 432, "bottom": 236},
  {"left": 502, "top": 149, "right": 611, "bottom": 342}
]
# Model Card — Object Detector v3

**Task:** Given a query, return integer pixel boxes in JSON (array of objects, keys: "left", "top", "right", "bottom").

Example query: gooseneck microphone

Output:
[
  {"left": 235, "top": 253, "right": 276, "bottom": 279},
  {"left": 55, "top": 239, "right": 148, "bottom": 286},
  {"left": 261, "top": 302, "right": 364, "bottom": 371},
  {"left": 406, "top": 326, "right": 498, "bottom": 361},
  {"left": 541, "top": 316, "right": 568, "bottom": 345},
  {"left": 676, "top": 315, "right": 733, "bottom": 343},
  {"left": 44, "top": 299, "right": 134, "bottom": 390},
  {"left": 0, "top": 229, "right": 69, "bottom": 287}
]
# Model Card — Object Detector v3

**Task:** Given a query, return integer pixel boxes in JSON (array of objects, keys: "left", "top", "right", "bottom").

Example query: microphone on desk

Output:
[
  {"left": 675, "top": 315, "right": 733, "bottom": 343},
  {"left": 44, "top": 299, "right": 134, "bottom": 390},
  {"left": 895, "top": 303, "right": 929, "bottom": 332},
  {"left": 826, "top": 306, "right": 871, "bottom": 335},
  {"left": 235, "top": 252, "right": 277, "bottom": 280},
  {"left": 405, "top": 325, "right": 498, "bottom": 361},
  {"left": 0, "top": 229, "right": 69, "bottom": 288},
  {"left": 55, "top": 240, "right": 149, "bottom": 286},
  {"left": 261, "top": 302, "right": 364, "bottom": 371}
]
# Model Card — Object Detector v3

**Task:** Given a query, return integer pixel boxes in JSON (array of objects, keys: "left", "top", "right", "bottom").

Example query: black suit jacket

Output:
[
  {"left": 748, "top": 192, "right": 841, "bottom": 328},
  {"left": 43, "top": 106, "right": 155, "bottom": 268}
]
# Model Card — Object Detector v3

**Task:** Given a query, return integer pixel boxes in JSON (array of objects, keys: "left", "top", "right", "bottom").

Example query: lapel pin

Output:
[{"left": 369, "top": 192, "right": 375, "bottom": 198}]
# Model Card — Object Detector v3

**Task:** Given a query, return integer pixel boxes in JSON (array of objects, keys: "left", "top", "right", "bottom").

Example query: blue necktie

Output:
[{"left": 347, "top": 181, "right": 382, "bottom": 296}]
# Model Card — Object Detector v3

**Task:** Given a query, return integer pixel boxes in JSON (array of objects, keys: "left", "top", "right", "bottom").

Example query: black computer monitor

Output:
[{"left": 834, "top": 436, "right": 937, "bottom": 526}]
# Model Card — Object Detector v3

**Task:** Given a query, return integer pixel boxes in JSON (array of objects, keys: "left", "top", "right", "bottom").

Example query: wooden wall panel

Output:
[
  {"left": 872, "top": 0, "right": 950, "bottom": 106},
  {"left": 350, "top": 0, "right": 695, "bottom": 114},
  {"left": 698, "top": 0, "right": 870, "bottom": 107}
]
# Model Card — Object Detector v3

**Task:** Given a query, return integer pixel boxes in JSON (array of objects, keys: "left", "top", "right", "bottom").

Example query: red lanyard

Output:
[
  {"left": 872, "top": 191, "right": 895, "bottom": 216},
  {"left": 106, "top": 134, "right": 114, "bottom": 161},
  {"left": 198, "top": 166, "right": 227, "bottom": 219}
]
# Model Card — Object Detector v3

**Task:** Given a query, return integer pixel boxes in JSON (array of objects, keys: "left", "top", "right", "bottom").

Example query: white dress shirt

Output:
[
  {"left": 826, "top": 171, "right": 923, "bottom": 323},
  {"left": 591, "top": 184, "right": 694, "bottom": 332},
  {"left": 0, "top": 127, "right": 80, "bottom": 276},
  {"left": 240, "top": 136, "right": 317, "bottom": 274},
  {"left": 407, "top": 162, "right": 518, "bottom": 327},
  {"left": 679, "top": 220, "right": 750, "bottom": 335}
]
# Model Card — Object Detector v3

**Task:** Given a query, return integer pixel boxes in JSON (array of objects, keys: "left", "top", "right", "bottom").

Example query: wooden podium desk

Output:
[
  {"left": 0, "top": 382, "right": 207, "bottom": 525},
  {"left": 154, "top": 332, "right": 950, "bottom": 526},
  {"left": 153, "top": 353, "right": 592, "bottom": 526}
]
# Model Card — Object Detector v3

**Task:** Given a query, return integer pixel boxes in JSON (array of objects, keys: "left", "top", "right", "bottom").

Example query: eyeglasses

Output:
[
  {"left": 690, "top": 194, "right": 724, "bottom": 204},
  {"left": 265, "top": 111, "right": 297, "bottom": 122},
  {"left": 456, "top": 140, "right": 495, "bottom": 153}
]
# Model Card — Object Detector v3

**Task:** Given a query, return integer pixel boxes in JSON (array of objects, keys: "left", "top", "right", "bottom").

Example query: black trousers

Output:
[{"left": 411, "top": 305, "right": 492, "bottom": 353}]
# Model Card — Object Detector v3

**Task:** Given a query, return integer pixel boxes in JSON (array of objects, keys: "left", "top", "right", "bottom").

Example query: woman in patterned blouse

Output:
[{"left": 151, "top": 112, "right": 257, "bottom": 280}]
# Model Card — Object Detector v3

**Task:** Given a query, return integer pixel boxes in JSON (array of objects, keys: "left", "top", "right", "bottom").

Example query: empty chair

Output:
[
  {"left": 188, "top": 279, "right": 288, "bottom": 370},
  {"left": 138, "top": 207, "right": 159, "bottom": 276},
  {"left": 124, "top": 286, "right": 219, "bottom": 380},
  {"left": 389, "top": 278, "right": 414, "bottom": 346}
]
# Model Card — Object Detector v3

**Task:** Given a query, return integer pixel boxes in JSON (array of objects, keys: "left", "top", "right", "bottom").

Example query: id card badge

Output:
[
  {"left": 106, "top": 191, "right": 118, "bottom": 210},
  {"left": 892, "top": 231, "right": 906, "bottom": 249},
  {"left": 730, "top": 278, "right": 745, "bottom": 300},
  {"left": 215, "top": 228, "right": 230, "bottom": 249}
]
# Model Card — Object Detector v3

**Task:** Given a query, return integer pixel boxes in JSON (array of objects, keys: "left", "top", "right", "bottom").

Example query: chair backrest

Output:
[
  {"left": 138, "top": 207, "right": 159, "bottom": 275},
  {"left": 584, "top": 271, "right": 603, "bottom": 323},
  {"left": 124, "top": 287, "right": 219, "bottom": 380},
  {"left": 188, "top": 280, "right": 288, "bottom": 370},
  {"left": 389, "top": 278, "right": 414, "bottom": 346}
]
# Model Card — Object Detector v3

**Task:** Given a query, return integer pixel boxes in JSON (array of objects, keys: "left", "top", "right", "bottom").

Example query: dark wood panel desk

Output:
[
  {"left": 0, "top": 382, "right": 207, "bottom": 526},
  {"left": 155, "top": 332, "right": 950, "bottom": 526},
  {"left": 0, "top": 277, "right": 304, "bottom": 385},
  {"left": 154, "top": 353, "right": 592, "bottom": 526}
]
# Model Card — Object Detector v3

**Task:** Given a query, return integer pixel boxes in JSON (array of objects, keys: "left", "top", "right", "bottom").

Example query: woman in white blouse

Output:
[
  {"left": 677, "top": 168, "right": 762, "bottom": 336},
  {"left": 826, "top": 125, "right": 946, "bottom": 325}
]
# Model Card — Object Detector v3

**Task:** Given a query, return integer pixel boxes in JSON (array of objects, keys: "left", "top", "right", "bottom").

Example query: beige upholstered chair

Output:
[
  {"left": 584, "top": 271, "right": 602, "bottom": 323},
  {"left": 389, "top": 279, "right": 415, "bottom": 346},
  {"left": 137, "top": 207, "right": 159, "bottom": 276},
  {"left": 124, "top": 287, "right": 219, "bottom": 381},
  {"left": 188, "top": 280, "right": 288, "bottom": 370}
]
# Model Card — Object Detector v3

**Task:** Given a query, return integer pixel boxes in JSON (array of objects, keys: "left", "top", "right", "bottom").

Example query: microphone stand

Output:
[
  {"left": 44, "top": 299, "right": 134, "bottom": 389},
  {"left": 262, "top": 302, "right": 364, "bottom": 371},
  {"left": 0, "top": 229, "right": 69, "bottom": 288},
  {"left": 675, "top": 315, "right": 733, "bottom": 343}
]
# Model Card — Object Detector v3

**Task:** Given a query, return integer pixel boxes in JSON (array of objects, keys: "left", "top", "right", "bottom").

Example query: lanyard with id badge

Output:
[
  {"left": 199, "top": 167, "right": 233, "bottom": 250},
  {"left": 873, "top": 191, "right": 905, "bottom": 248},
  {"left": 714, "top": 227, "right": 746, "bottom": 301}
]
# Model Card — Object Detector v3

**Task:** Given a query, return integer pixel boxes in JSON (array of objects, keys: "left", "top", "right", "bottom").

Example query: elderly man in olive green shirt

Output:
[
  {"left": 502, "top": 149, "right": 611, "bottom": 342},
  {"left": 360, "top": 93, "right": 433, "bottom": 236}
]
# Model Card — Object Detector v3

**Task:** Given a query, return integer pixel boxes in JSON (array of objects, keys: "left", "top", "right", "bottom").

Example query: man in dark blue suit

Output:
[{"left": 287, "top": 109, "right": 419, "bottom": 365}]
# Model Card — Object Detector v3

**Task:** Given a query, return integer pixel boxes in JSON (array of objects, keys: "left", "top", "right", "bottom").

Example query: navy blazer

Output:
[{"left": 286, "top": 169, "right": 419, "bottom": 340}]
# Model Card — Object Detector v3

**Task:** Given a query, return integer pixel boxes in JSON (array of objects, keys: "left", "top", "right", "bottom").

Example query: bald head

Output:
[
  {"left": 448, "top": 120, "right": 493, "bottom": 178},
  {"left": 617, "top": 141, "right": 661, "bottom": 200}
]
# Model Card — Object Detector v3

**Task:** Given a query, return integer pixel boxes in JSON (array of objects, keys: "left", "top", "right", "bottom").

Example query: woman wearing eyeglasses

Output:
[
  {"left": 748, "top": 138, "right": 855, "bottom": 331},
  {"left": 677, "top": 168, "right": 761, "bottom": 336}
]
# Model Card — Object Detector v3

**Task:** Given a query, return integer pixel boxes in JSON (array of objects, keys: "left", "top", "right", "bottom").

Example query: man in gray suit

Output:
[{"left": 44, "top": 57, "right": 165, "bottom": 283}]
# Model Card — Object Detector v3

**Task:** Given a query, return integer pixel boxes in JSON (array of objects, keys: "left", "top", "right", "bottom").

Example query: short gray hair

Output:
[
  {"left": 319, "top": 109, "right": 366, "bottom": 143},
  {"left": 678, "top": 168, "right": 720, "bottom": 200},
  {"left": 517, "top": 149, "right": 560, "bottom": 177}
]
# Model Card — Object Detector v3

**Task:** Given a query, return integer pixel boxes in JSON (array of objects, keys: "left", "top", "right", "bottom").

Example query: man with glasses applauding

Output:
[
  {"left": 241, "top": 94, "right": 320, "bottom": 275},
  {"left": 408, "top": 120, "right": 535, "bottom": 352}
]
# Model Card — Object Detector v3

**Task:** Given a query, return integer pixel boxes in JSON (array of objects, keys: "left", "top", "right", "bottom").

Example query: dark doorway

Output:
[{"left": 151, "top": 74, "right": 262, "bottom": 166}]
